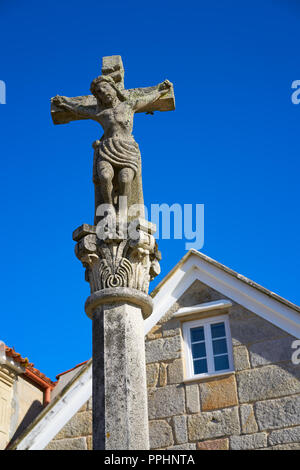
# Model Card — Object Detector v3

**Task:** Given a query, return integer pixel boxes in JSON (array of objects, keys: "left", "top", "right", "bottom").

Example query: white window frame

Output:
[{"left": 182, "top": 314, "right": 234, "bottom": 380}]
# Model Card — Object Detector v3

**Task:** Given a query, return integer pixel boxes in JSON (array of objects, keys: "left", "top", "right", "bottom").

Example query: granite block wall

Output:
[{"left": 47, "top": 280, "right": 300, "bottom": 450}]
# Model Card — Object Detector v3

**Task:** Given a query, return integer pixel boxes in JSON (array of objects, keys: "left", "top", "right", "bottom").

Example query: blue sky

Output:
[{"left": 0, "top": 0, "right": 299, "bottom": 380}]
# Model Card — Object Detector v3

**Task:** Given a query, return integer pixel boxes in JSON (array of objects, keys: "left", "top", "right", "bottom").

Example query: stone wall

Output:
[
  {"left": 45, "top": 398, "right": 92, "bottom": 450},
  {"left": 12, "top": 375, "right": 44, "bottom": 441},
  {"left": 47, "top": 279, "right": 300, "bottom": 450},
  {"left": 145, "top": 280, "right": 300, "bottom": 450},
  {"left": 0, "top": 367, "right": 44, "bottom": 449}
]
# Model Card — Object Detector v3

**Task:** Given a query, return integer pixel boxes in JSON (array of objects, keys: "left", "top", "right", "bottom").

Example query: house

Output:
[
  {"left": 0, "top": 342, "right": 55, "bottom": 449},
  {"left": 4, "top": 249, "right": 300, "bottom": 450}
]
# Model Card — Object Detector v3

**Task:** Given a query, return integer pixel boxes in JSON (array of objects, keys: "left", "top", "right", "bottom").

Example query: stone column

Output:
[
  {"left": 51, "top": 54, "right": 173, "bottom": 451},
  {"left": 73, "top": 220, "right": 161, "bottom": 450}
]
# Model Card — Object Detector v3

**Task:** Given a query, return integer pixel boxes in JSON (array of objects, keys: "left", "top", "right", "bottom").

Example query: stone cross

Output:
[
  {"left": 51, "top": 55, "right": 175, "bottom": 450},
  {"left": 51, "top": 55, "right": 175, "bottom": 224},
  {"left": 51, "top": 55, "right": 175, "bottom": 125}
]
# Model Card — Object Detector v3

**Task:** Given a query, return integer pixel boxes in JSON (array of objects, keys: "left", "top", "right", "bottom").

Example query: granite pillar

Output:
[
  {"left": 74, "top": 222, "right": 159, "bottom": 450},
  {"left": 91, "top": 294, "right": 151, "bottom": 450}
]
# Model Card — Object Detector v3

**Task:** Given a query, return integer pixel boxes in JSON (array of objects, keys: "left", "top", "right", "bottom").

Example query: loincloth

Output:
[{"left": 93, "top": 138, "right": 140, "bottom": 182}]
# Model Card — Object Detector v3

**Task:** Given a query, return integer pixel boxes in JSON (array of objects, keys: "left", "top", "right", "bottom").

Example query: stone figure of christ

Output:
[{"left": 52, "top": 76, "right": 172, "bottom": 210}]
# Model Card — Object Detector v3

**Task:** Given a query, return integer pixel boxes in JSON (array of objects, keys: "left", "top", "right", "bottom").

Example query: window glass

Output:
[
  {"left": 191, "top": 342, "right": 206, "bottom": 358},
  {"left": 211, "top": 322, "right": 226, "bottom": 339},
  {"left": 193, "top": 358, "right": 208, "bottom": 374},
  {"left": 186, "top": 318, "right": 232, "bottom": 377},
  {"left": 212, "top": 338, "right": 228, "bottom": 355},
  {"left": 214, "top": 355, "right": 230, "bottom": 371},
  {"left": 190, "top": 326, "right": 205, "bottom": 342},
  {"left": 190, "top": 326, "right": 208, "bottom": 374},
  {"left": 210, "top": 322, "right": 229, "bottom": 372}
]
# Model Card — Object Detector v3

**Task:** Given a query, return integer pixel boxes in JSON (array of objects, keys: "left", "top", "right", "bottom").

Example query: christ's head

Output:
[{"left": 91, "top": 76, "right": 126, "bottom": 108}]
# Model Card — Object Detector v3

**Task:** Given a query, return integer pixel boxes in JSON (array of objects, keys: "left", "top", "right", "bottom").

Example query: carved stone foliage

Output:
[{"left": 74, "top": 220, "right": 161, "bottom": 295}]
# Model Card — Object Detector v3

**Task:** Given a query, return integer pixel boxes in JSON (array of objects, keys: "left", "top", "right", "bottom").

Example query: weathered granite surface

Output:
[
  {"left": 230, "top": 432, "right": 268, "bottom": 450},
  {"left": 93, "top": 302, "right": 149, "bottom": 450}
]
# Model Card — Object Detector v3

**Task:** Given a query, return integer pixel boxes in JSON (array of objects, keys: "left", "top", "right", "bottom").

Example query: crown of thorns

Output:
[{"left": 90, "top": 75, "right": 127, "bottom": 101}]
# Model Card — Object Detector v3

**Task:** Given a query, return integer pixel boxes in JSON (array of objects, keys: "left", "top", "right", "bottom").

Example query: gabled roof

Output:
[
  {"left": 9, "top": 249, "right": 300, "bottom": 450},
  {"left": 146, "top": 249, "right": 300, "bottom": 339},
  {"left": 0, "top": 342, "right": 55, "bottom": 387}
]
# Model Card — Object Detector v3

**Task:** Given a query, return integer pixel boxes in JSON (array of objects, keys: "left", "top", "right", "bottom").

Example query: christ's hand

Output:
[{"left": 158, "top": 80, "right": 172, "bottom": 91}]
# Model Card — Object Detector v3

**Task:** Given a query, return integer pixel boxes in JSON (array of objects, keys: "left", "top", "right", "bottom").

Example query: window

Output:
[{"left": 182, "top": 315, "right": 234, "bottom": 379}]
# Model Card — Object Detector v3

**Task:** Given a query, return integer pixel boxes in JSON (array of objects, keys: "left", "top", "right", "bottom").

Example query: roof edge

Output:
[
  {"left": 7, "top": 359, "right": 92, "bottom": 450},
  {"left": 151, "top": 249, "right": 300, "bottom": 313}
]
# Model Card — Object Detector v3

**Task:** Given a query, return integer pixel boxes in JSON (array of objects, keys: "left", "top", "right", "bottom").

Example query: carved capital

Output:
[{"left": 73, "top": 219, "right": 161, "bottom": 296}]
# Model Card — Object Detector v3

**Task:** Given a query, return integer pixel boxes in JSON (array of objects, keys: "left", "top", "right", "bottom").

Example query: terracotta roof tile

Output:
[
  {"left": 4, "top": 346, "right": 55, "bottom": 387},
  {"left": 5, "top": 346, "right": 33, "bottom": 368}
]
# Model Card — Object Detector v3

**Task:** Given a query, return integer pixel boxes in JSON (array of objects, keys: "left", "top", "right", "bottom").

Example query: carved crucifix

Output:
[
  {"left": 51, "top": 55, "right": 175, "bottom": 224},
  {"left": 51, "top": 56, "right": 175, "bottom": 450}
]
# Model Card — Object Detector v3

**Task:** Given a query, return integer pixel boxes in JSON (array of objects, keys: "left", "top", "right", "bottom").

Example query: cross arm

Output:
[
  {"left": 51, "top": 85, "right": 175, "bottom": 125},
  {"left": 130, "top": 82, "right": 175, "bottom": 113},
  {"left": 51, "top": 95, "right": 97, "bottom": 125}
]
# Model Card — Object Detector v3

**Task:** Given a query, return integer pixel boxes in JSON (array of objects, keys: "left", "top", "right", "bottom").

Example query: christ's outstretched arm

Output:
[
  {"left": 132, "top": 80, "right": 172, "bottom": 113},
  {"left": 52, "top": 95, "right": 96, "bottom": 119}
]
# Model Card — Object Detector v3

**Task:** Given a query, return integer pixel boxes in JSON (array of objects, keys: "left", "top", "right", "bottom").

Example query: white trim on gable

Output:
[
  {"left": 145, "top": 259, "right": 199, "bottom": 334},
  {"left": 145, "top": 251, "right": 300, "bottom": 339},
  {"left": 12, "top": 360, "right": 92, "bottom": 450}
]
